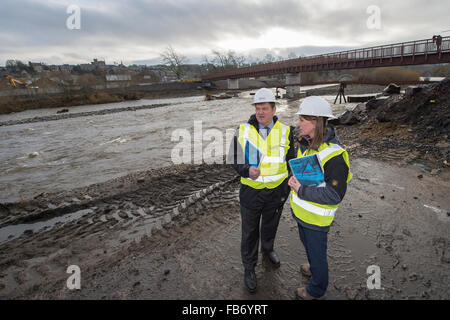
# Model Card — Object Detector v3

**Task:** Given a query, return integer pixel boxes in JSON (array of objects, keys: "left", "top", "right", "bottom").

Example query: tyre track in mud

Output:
[
  {"left": 0, "top": 164, "right": 237, "bottom": 230},
  {"left": 0, "top": 164, "right": 240, "bottom": 298}
]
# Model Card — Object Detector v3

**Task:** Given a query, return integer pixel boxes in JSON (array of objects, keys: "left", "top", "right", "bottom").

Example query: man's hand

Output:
[
  {"left": 288, "top": 175, "right": 301, "bottom": 193},
  {"left": 249, "top": 166, "right": 261, "bottom": 180}
]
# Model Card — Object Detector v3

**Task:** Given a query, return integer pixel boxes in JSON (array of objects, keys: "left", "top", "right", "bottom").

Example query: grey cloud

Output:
[{"left": 0, "top": 0, "right": 448, "bottom": 65}]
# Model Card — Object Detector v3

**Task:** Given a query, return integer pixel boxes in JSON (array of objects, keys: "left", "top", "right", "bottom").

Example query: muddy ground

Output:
[{"left": 0, "top": 131, "right": 449, "bottom": 300}]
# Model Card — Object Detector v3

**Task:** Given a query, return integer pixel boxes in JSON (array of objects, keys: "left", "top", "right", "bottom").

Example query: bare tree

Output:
[
  {"left": 233, "top": 54, "right": 247, "bottom": 68},
  {"left": 211, "top": 50, "right": 229, "bottom": 69},
  {"left": 160, "top": 45, "right": 187, "bottom": 80},
  {"left": 202, "top": 55, "right": 218, "bottom": 73},
  {"left": 263, "top": 53, "right": 275, "bottom": 63},
  {"left": 210, "top": 50, "right": 247, "bottom": 70},
  {"left": 287, "top": 52, "right": 298, "bottom": 60}
]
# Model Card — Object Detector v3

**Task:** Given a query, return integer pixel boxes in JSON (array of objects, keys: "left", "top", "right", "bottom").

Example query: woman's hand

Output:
[{"left": 288, "top": 175, "right": 301, "bottom": 193}]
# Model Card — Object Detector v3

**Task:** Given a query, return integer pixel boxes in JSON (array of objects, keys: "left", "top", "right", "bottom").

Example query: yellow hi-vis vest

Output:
[
  {"left": 290, "top": 142, "right": 352, "bottom": 227},
  {"left": 237, "top": 121, "right": 290, "bottom": 189}
]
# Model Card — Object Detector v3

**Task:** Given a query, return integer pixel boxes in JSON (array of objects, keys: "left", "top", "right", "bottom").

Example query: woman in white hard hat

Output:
[{"left": 288, "top": 96, "right": 352, "bottom": 300}]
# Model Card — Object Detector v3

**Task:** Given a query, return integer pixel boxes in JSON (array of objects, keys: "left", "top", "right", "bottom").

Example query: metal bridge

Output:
[{"left": 202, "top": 36, "right": 450, "bottom": 81}]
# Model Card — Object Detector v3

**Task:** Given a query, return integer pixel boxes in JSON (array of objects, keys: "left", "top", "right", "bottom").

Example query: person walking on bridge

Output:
[
  {"left": 288, "top": 96, "right": 352, "bottom": 300},
  {"left": 228, "top": 88, "right": 295, "bottom": 293},
  {"left": 433, "top": 35, "right": 442, "bottom": 53}
]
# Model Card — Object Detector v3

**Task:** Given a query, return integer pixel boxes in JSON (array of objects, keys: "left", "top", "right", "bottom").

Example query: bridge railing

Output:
[
  {"left": 282, "top": 36, "right": 450, "bottom": 64},
  {"left": 203, "top": 37, "right": 450, "bottom": 80}
]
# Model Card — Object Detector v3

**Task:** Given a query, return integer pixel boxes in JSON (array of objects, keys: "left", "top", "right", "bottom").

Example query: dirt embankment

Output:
[
  {"left": 0, "top": 84, "right": 208, "bottom": 115},
  {"left": 336, "top": 78, "right": 449, "bottom": 170},
  {"left": 0, "top": 91, "right": 144, "bottom": 115}
]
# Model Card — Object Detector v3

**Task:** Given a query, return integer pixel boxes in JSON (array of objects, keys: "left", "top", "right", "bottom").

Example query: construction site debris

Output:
[
  {"left": 405, "top": 86, "right": 423, "bottom": 97},
  {"left": 347, "top": 95, "right": 376, "bottom": 103},
  {"left": 383, "top": 83, "right": 401, "bottom": 95},
  {"left": 370, "top": 77, "right": 449, "bottom": 139},
  {"left": 337, "top": 77, "right": 449, "bottom": 170},
  {"left": 335, "top": 110, "right": 361, "bottom": 125},
  {"left": 342, "top": 78, "right": 449, "bottom": 139},
  {"left": 205, "top": 93, "right": 233, "bottom": 101}
]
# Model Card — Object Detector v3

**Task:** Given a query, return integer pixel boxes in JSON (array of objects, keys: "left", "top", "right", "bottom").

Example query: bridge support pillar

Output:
[
  {"left": 285, "top": 73, "right": 301, "bottom": 99},
  {"left": 227, "top": 79, "right": 239, "bottom": 90}
]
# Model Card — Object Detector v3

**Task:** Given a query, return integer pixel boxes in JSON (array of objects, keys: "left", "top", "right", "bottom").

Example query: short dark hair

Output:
[{"left": 254, "top": 102, "right": 276, "bottom": 109}]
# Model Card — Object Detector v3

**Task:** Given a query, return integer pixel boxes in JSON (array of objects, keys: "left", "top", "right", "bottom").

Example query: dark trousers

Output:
[
  {"left": 297, "top": 222, "right": 329, "bottom": 298},
  {"left": 240, "top": 201, "right": 282, "bottom": 270},
  {"left": 239, "top": 181, "right": 289, "bottom": 271}
]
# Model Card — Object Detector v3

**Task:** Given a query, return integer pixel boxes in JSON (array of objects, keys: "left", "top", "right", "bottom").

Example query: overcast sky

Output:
[{"left": 1, "top": 0, "right": 448, "bottom": 66}]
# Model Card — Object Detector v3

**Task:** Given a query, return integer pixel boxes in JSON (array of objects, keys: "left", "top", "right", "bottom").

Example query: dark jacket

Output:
[
  {"left": 293, "top": 123, "right": 350, "bottom": 232},
  {"left": 228, "top": 115, "right": 296, "bottom": 209}
]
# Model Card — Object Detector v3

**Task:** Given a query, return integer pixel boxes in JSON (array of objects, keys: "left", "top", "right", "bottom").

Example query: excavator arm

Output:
[{"left": 7, "top": 75, "right": 27, "bottom": 88}]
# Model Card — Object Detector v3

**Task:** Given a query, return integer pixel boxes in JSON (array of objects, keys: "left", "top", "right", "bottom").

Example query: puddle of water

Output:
[
  {"left": 0, "top": 208, "right": 93, "bottom": 243},
  {"left": 341, "top": 230, "right": 378, "bottom": 262}
]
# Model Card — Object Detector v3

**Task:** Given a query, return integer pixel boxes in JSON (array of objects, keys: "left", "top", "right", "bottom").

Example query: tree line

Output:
[{"left": 160, "top": 45, "right": 300, "bottom": 79}]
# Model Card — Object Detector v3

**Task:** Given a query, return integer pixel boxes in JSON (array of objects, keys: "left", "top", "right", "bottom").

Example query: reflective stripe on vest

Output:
[
  {"left": 239, "top": 121, "right": 290, "bottom": 189},
  {"left": 252, "top": 172, "right": 287, "bottom": 183},
  {"left": 290, "top": 143, "right": 352, "bottom": 227},
  {"left": 316, "top": 144, "right": 342, "bottom": 163},
  {"left": 291, "top": 193, "right": 338, "bottom": 217}
]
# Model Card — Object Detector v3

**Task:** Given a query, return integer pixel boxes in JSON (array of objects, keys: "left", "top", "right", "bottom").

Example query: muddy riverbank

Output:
[
  {"left": 0, "top": 84, "right": 205, "bottom": 115},
  {"left": 0, "top": 91, "right": 144, "bottom": 115}
]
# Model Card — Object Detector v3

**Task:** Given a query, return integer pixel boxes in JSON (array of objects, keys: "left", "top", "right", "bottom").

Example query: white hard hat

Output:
[
  {"left": 296, "top": 96, "right": 335, "bottom": 119},
  {"left": 252, "top": 88, "right": 277, "bottom": 104}
]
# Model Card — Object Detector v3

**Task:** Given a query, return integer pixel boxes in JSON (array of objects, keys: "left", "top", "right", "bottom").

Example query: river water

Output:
[{"left": 0, "top": 87, "right": 358, "bottom": 203}]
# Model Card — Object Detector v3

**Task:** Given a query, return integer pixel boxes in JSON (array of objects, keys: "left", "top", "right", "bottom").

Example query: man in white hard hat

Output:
[{"left": 228, "top": 88, "right": 296, "bottom": 293}]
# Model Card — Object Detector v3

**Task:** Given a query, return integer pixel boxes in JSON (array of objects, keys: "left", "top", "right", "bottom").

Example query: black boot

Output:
[
  {"left": 244, "top": 269, "right": 257, "bottom": 293},
  {"left": 265, "top": 251, "right": 281, "bottom": 268}
]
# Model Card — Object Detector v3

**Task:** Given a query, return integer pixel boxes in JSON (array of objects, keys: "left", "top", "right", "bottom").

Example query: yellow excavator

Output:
[{"left": 7, "top": 75, "right": 30, "bottom": 88}]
